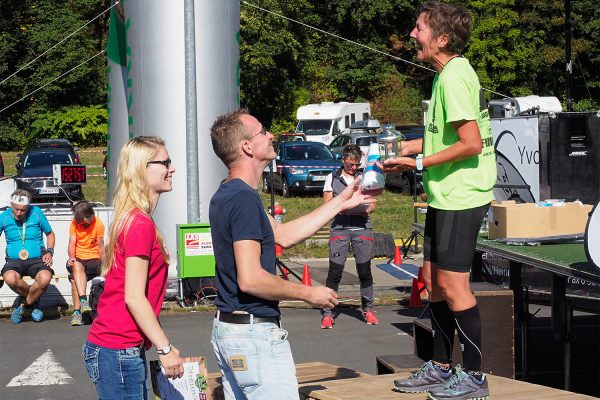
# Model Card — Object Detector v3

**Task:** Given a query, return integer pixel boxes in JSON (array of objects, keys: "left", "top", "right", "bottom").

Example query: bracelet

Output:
[{"left": 46, "top": 247, "right": 54, "bottom": 255}]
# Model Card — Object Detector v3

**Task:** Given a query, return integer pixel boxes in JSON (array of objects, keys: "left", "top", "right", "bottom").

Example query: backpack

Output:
[{"left": 88, "top": 277, "right": 105, "bottom": 321}]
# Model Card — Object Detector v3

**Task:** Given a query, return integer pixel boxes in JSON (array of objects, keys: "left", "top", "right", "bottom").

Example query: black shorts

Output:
[
  {"left": 423, "top": 204, "right": 489, "bottom": 273},
  {"left": 66, "top": 258, "right": 102, "bottom": 281},
  {"left": 2, "top": 258, "right": 55, "bottom": 279}
]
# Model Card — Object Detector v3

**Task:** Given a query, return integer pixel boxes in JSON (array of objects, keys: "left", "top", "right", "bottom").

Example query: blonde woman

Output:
[{"left": 83, "top": 136, "right": 183, "bottom": 399}]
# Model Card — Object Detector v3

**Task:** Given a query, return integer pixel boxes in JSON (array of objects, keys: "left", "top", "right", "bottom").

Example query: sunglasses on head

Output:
[{"left": 147, "top": 158, "right": 172, "bottom": 168}]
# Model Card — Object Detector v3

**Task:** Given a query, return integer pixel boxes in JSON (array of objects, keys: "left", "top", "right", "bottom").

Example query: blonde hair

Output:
[{"left": 102, "top": 136, "right": 169, "bottom": 276}]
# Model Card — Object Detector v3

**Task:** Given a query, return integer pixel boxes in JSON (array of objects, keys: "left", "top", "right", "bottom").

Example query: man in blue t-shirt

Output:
[
  {"left": 0, "top": 189, "right": 55, "bottom": 324},
  {"left": 209, "top": 109, "right": 379, "bottom": 399}
]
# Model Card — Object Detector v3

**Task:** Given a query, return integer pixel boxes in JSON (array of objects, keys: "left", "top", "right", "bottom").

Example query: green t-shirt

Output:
[{"left": 423, "top": 57, "right": 496, "bottom": 210}]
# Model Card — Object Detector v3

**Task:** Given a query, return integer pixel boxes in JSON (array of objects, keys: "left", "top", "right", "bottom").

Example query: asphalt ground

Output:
[{"left": 0, "top": 255, "right": 425, "bottom": 400}]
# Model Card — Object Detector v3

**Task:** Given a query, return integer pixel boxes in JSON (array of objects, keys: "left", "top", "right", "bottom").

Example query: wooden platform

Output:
[
  {"left": 298, "top": 368, "right": 597, "bottom": 399},
  {"left": 207, "top": 361, "right": 370, "bottom": 400}
]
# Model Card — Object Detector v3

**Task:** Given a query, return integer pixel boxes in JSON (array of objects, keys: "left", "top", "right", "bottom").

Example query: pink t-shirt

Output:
[{"left": 87, "top": 210, "right": 168, "bottom": 350}]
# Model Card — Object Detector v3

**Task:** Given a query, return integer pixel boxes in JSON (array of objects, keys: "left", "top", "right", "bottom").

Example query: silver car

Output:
[{"left": 328, "top": 132, "right": 379, "bottom": 167}]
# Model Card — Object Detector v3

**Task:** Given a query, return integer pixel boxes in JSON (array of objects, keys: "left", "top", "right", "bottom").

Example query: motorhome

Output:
[{"left": 295, "top": 102, "right": 371, "bottom": 145}]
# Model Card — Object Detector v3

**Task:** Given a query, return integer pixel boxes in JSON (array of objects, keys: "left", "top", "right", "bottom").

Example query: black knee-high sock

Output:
[
  {"left": 454, "top": 305, "right": 482, "bottom": 372},
  {"left": 431, "top": 301, "right": 456, "bottom": 364}
]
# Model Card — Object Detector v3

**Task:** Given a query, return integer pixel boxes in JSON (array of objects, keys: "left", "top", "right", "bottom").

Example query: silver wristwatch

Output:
[{"left": 157, "top": 343, "right": 172, "bottom": 355}]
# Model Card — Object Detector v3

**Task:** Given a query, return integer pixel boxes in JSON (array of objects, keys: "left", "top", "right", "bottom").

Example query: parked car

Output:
[
  {"left": 395, "top": 124, "right": 424, "bottom": 141},
  {"left": 382, "top": 125, "right": 424, "bottom": 195},
  {"left": 15, "top": 148, "right": 84, "bottom": 202},
  {"left": 329, "top": 132, "right": 378, "bottom": 167},
  {"left": 21, "top": 138, "right": 81, "bottom": 164},
  {"left": 329, "top": 119, "right": 384, "bottom": 167},
  {"left": 262, "top": 141, "right": 342, "bottom": 197},
  {"left": 278, "top": 132, "right": 306, "bottom": 142}
]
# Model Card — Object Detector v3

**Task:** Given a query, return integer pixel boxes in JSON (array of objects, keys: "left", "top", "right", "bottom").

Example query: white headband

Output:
[{"left": 11, "top": 195, "right": 30, "bottom": 206}]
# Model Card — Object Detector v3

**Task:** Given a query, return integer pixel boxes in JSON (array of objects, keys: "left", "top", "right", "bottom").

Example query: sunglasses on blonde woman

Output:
[{"left": 147, "top": 158, "right": 172, "bottom": 168}]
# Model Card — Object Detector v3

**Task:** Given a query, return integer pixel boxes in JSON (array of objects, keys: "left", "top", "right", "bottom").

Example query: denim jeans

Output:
[
  {"left": 211, "top": 316, "right": 298, "bottom": 399},
  {"left": 82, "top": 341, "right": 148, "bottom": 400}
]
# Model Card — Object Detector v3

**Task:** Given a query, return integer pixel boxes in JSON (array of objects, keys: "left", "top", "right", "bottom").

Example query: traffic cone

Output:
[
  {"left": 409, "top": 278, "right": 422, "bottom": 308},
  {"left": 302, "top": 264, "right": 312, "bottom": 286},
  {"left": 417, "top": 267, "right": 428, "bottom": 300},
  {"left": 416, "top": 267, "right": 425, "bottom": 292},
  {"left": 280, "top": 265, "right": 289, "bottom": 280},
  {"left": 394, "top": 245, "right": 402, "bottom": 265}
]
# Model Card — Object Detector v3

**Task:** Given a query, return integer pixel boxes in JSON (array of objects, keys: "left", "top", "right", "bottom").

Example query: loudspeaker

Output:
[{"left": 548, "top": 112, "right": 600, "bottom": 204}]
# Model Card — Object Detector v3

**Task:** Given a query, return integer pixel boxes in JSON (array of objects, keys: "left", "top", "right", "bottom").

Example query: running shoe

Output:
[
  {"left": 11, "top": 305, "right": 24, "bottom": 324},
  {"left": 393, "top": 360, "right": 454, "bottom": 393},
  {"left": 31, "top": 304, "right": 43, "bottom": 322},
  {"left": 363, "top": 310, "right": 379, "bottom": 325},
  {"left": 80, "top": 299, "right": 92, "bottom": 314},
  {"left": 428, "top": 365, "right": 489, "bottom": 400},
  {"left": 320, "top": 315, "right": 334, "bottom": 329},
  {"left": 71, "top": 312, "right": 83, "bottom": 326}
]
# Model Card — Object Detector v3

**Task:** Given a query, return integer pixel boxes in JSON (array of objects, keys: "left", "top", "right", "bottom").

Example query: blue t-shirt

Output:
[
  {"left": 209, "top": 179, "right": 279, "bottom": 317},
  {"left": 0, "top": 206, "right": 53, "bottom": 259}
]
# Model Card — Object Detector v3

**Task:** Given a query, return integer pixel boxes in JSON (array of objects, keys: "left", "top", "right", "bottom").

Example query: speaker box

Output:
[{"left": 548, "top": 112, "right": 600, "bottom": 205}]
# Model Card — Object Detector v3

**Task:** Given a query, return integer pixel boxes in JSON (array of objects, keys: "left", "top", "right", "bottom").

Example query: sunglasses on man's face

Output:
[
  {"left": 147, "top": 158, "right": 172, "bottom": 168},
  {"left": 343, "top": 160, "right": 362, "bottom": 167}
]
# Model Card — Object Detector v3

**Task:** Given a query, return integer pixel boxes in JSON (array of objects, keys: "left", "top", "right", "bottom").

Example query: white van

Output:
[{"left": 295, "top": 102, "right": 371, "bottom": 145}]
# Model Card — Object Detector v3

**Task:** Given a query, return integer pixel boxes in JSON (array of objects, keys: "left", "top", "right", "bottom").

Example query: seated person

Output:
[
  {"left": 1, "top": 189, "right": 55, "bottom": 324},
  {"left": 67, "top": 201, "right": 105, "bottom": 326}
]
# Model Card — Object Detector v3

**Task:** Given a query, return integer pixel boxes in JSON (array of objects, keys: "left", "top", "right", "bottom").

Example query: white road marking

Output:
[{"left": 7, "top": 349, "right": 73, "bottom": 386}]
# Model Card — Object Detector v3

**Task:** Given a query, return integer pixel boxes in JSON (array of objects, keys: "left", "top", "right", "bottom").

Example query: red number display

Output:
[{"left": 60, "top": 166, "right": 87, "bottom": 183}]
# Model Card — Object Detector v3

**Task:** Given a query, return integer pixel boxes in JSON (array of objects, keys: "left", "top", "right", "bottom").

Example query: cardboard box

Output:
[{"left": 488, "top": 201, "right": 593, "bottom": 240}]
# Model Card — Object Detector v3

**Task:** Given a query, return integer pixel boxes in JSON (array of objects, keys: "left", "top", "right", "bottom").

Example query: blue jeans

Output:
[
  {"left": 211, "top": 316, "right": 298, "bottom": 399},
  {"left": 82, "top": 341, "right": 148, "bottom": 399}
]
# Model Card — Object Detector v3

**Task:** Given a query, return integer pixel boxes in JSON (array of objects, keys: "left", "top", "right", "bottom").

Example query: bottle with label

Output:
[{"left": 361, "top": 143, "right": 385, "bottom": 190}]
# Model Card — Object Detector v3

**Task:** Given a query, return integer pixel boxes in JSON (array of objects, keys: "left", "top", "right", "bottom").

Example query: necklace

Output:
[{"left": 17, "top": 218, "right": 29, "bottom": 260}]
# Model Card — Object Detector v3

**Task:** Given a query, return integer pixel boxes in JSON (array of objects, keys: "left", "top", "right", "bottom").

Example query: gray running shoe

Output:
[
  {"left": 71, "top": 313, "right": 83, "bottom": 326},
  {"left": 80, "top": 300, "right": 92, "bottom": 314},
  {"left": 428, "top": 365, "right": 489, "bottom": 400},
  {"left": 393, "top": 361, "right": 454, "bottom": 393}
]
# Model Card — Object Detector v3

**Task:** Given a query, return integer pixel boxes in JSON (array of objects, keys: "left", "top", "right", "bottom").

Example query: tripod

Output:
[
  {"left": 401, "top": 170, "right": 424, "bottom": 257},
  {"left": 268, "top": 161, "right": 302, "bottom": 281}
]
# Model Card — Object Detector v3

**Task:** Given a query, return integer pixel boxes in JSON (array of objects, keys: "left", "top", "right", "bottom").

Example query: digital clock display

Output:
[{"left": 52, "top": 164, "right": 87, "bottom": 185}]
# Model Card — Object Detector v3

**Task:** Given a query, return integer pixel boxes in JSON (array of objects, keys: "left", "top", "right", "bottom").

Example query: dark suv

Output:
[
  {"left": 15, "top": 147, "right": 84, "bottom": 202},
  {"left": 20, "top": 139, "right": 80, "bottom": 165}
]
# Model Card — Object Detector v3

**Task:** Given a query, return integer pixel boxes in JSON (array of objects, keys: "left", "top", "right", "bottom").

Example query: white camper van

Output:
[{"left": 295, "top": 102, "right": 371, "bottom": 145}]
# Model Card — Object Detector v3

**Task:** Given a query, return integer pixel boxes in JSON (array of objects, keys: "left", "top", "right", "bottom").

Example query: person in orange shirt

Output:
[{"left": 67, "top": 201, "right": 105, "bottom": 326}]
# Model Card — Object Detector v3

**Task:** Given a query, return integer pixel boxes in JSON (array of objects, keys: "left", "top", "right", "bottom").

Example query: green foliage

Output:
[
  {"left": 1, "top": 0, "right": 599, "bottom": 151},
  {"left": 27, "top": 105, "right": 107, "bottom": 147}
]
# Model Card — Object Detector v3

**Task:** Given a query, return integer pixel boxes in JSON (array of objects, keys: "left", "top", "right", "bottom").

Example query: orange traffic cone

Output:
[
  {"left": 417, "top": 267, "right": 428, "bottom": 300},
  {"left": 416, "top": 267, "right": 425, "bottom": 292},
  {"left": 394, "top": 245, "right": 402, "bottom": 265},
  {"left": 280, "top": 265, "right": 289, "bottom": 280},
  {"left": 302, "top": 264, "right": 312, "bottom": 286},
  {"left": 409, "top": 278, "right": 422, "bottom": 308}
]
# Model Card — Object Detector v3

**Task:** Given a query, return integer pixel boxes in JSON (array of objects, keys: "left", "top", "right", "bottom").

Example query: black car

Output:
[
  {"left": 21, "top": 138, "right": 81, "bottom": 164},
  {"left": 16, "top": 148, "right": 84, "bottom": 202}
]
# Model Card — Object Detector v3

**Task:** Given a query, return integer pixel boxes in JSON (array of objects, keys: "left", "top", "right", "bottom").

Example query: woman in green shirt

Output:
[{"left": 380, "top": 2, "right": 495, "bottom": 399}]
